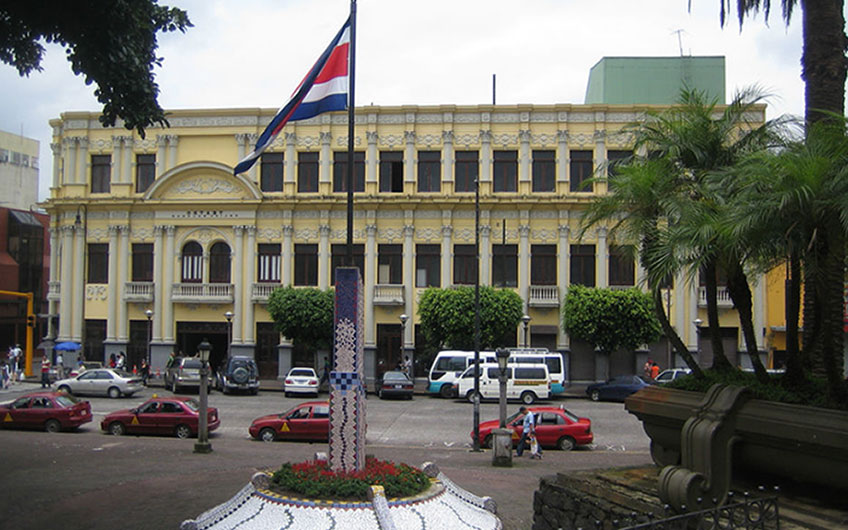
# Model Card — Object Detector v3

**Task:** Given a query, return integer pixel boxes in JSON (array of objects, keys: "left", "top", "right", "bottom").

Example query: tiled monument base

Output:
[{"left": 180, "top": 462, "right": 501, "bottom": 530}]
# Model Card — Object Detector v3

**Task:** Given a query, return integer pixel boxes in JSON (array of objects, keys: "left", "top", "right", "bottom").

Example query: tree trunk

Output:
[
  {"left": 783, "top": 251, "right": 806, "bottom": 387},
  {"left": 704, "top": 260, "right": 734, "bottom": 371},
  {"left": 725, "top": 261, "right": 769, "bottom": 383},
  {"left": 802, "top": 0, "right": 847, "bottom": 124},
  {"left": 653, "top": 289, "right": 704, "bottom": 378}
]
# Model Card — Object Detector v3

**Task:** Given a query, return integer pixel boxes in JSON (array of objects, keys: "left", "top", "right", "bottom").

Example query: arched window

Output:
[
  {"left": 181, "top": 241, "right": 203, "bottom": 283},
  {"left": 209, "top": 242, "right": 231, "bottom": 283}
]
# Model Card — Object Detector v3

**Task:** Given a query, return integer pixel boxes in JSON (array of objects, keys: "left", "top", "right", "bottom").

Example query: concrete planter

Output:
[{"left": 625, "top": 386, "right": 848, "bottom": 490}]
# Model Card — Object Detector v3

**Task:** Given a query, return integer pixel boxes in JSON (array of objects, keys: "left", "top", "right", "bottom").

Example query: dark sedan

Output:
[
  {"left": 586, "top": 375, "right": 654, "bottom": 402},
  {"left": 374, "top": 370, "right": 414, "bottom": 399},
  {"left": 0, "top": 391, "right": 92, "bottom": 432},
  {"left": 101, "top": 396, "right": 220, "bottom": 439}
]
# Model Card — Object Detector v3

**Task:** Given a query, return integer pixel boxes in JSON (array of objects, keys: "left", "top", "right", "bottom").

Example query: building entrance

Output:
[
  {"left": 376, "top": 323, "right": 402, "bottom": 377},
  {"left": 176, "top": 322, "right": 228, "bottom": 374}
]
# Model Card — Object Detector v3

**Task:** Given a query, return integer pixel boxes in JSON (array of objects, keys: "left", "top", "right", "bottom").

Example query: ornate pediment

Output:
[{"left": 145, "top": 161, "right": 261, "bottom": 201}]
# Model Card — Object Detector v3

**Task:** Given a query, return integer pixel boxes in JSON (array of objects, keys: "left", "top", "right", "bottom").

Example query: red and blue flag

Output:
[{"left": 234, "top": 18, "right": 351, "bottom": 175}]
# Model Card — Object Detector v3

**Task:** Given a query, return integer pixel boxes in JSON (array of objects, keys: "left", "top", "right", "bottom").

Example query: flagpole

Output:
[{"left": 346, "top": 0, "right": 357, "bottom": 266}]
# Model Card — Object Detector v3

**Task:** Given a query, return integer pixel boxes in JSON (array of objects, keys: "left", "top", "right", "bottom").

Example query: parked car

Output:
[
  {"left": 586, "top": 375, "right": 654, "bottom": 402},
  {"left": 249, "top": 401, "right": 329, "bottom": 442},
  {"left": 217, "top": 356, "right": 260, "bottom": 395},
  {"left": 68, "top": 361, "right": 103, "bottom": 378},
  {"left": 655, "top": 368, "right": 692, "bottom": 384},
  {"left": 473, "top": 405, "right": 593, "bottom": 451},
  {"left": 53, "top": 368, "right": 144, "bottom": 398},
  {"left": 165, "top": 357, "right": 213, "bottom": 393},
  {"left": 0, "top": 391, "right": 92, "bottom": 433},
  {"left": 374, "top": 370, "right": 414, "bottom": 399},
  {"left": 101, "top": 396, "right": 220, "bottom": 439},
  {"left": 283, "top": 367, "right": 319, "bottom": 397}
]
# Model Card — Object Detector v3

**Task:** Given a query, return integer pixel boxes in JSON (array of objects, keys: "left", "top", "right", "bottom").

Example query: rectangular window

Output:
[
  {"left": 609, "top": 245, "right": 635, "bottom": 286},
  {"left": 454, "top": 151, "right": 478, "bottom": 193},
  {"left": 87, "top": 243, "right": 108, "bottom": 284},
  {"left": 493, "top": 150, "right": 517, "bottom": 192},
  {"left": 91, "top": 155, "right": 111, "bottom": 193},
  {"left": 570, "top": 244, "right": 596, "bottom": 287},
  {"left": 606, "top": 149, "right": 631, "bottom": 191},
  {"left": 258, "top": 243, "right": 281, "bottom": 283},
  {"left": 570, "top": 150, "right": 593, "bottom": 192},
  {"left": 294, "top": 244, "right": 318, "bottom": 286},
  {"left": 135, "top": 154, "right": 156, "bottom": 193},
  {"left": 453, "top": 244, "right": 477, "bottom": 285},
  {"left": 377, "top": 244, "right": 403, "bottom": 284},
  {"left": 492, "top": 244, "right": 518, "bottom": 287},
  {"left": 531, "top": 244, "right": 556, "bottom": 285},
  {"left": 131, "top": 243, "right": 153, "bottom": 282},
  {"left": 532, "top": 150, "right": 555, "bottom": 192},
  {"left": 416, "top": 244, "right": 440, "bottom": 287},
  {"left": 332, "top": 151, "right": 365, "bottom": 192},
  {"left": 417, "top": 151, "right": 441, "bottom": 192},
  {"left": 260, "top": 152, "right": 284, "bottom": 192},
  {"left": 379, "top": 151, "right": 404, "bottom": 192},
  {"left": 331, "top": 244, "right": 365, "bottom": 284},
  {"left": 297, "top": 151, "right": 319, "bottom": 193}
]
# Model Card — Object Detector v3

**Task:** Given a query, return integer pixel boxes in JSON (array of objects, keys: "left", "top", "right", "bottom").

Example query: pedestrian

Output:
[
  {"left": 529, "top": 432, "right": 542, "bottom": 460},
  {"left": 40, "top": 354, "right": 51, "bottom": 388},
  {"left": 650, "top": 362, "right": 660, "bottom": 380},
  {"left": 0, "top": 358, "right": 8, "bottom": 389},
  {"left": 9, "top": 344, "right": 22, "bottom": 383},
  {"left": 109, "top": 353, "right": 117, "bottom": 369},
  {"left": 515, "top": 406, "right": 535, "bottom": 457},
  {"left": 643, "top": 358, "right": 653, "bottom": 379},
  {"left": 166, "top": 351, "right": 177, "bottom": 370},
  {"left": 116, "top": 352, "right": 126, "bottom": 371},
  {"left": 140, "top": 359, "right": 150, "bottom": 386},
  {"left": 55, "top": 351, "right": 64, "bottom": 380},
  {"left": 403, "top": 356, "right": 412, "bottom": 376}
]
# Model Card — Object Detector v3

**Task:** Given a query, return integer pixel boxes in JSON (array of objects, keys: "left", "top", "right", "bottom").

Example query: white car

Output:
[
  {"left": 655, "top": 368, "right": 692, "bottom": 384},
  {"left": 284, "top": 367, "right": 320, "bottom": 397},
  {"left": 53, "top": 368, "right": 144, "bottom": 398}
]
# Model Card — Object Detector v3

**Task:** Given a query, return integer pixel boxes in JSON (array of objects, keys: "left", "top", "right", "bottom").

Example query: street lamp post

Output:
[
  {"left": 224, "top": 311, "right": 233, "bottom": 359},
  {"left": 145, "top": 309, "right": 153, "bottom": 367},
  {"left": 693, "top": 318, "right": 702, "bottom": 362},
  {"left": 496, "top": 348, "right": 509, "bottom": 428},
  {"left": 472, "top": 176, "right": 481, "bottom": 452},
  {"left": 398, "top": 313, "right": 408, "bottom": 372},
  {"left": 194, "top": 338, "right": 212, "bottom": 454},
  {"left": 491, "top": 347, "right": 513, "bottom": 467},
  {"left": 521, "top": 314, "right": 531, "bottom": 348}
]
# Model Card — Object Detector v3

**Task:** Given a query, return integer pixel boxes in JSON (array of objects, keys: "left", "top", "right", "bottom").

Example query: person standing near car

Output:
[
  {"left": 55, "top": 351, "right": 64, "bottom": 380},
  {"left": 9, "top": 344, "right": 21, "bottom": 383},
  {"left": 515, "top": 406, "right": 535, "bottom": 457},
  {"left": 40, "top": 354, "right": 51, "bottom": 388}
]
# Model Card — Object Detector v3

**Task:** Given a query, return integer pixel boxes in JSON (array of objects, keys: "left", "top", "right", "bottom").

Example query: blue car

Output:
[{"left": 586, "top": 375, "right": 654, "bottom": 402}]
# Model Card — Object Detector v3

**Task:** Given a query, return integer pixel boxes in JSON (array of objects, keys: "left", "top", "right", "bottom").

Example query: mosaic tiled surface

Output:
[
  {"left": 330, "top": 267, "right": 366, "bottom": 473},
  {"left": 180, "top": 475, "right": 502, "bottom": 530}
]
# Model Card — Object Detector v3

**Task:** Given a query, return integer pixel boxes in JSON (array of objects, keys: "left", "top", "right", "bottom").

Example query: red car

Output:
[
  {"left": 249, "top": 401, "right": 329, "bottom": 442},
  {"left": 473, "top": 405, "right": 593, "bottom": 451},
  {"left": 0, "top": 391, "right": 92, "bottom": 433},
  {"left": 101, "top": 396, "right": 220, "bottom": 439}
]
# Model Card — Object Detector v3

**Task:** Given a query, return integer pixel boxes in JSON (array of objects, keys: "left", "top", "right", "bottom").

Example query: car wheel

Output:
[
  {"left": 557, "top": 436, "right": 576, "bottom": 451},
  {"left": 107, "top": 386, "right": 121, "bottom": 399},
  {"left": 483, "top": 434, "right": 493, "bottom": 449},
  {"left": 439, "top": 384, "right": 454, "bottom": 399},
  {"left": 58, "top": 385, "right": 72, "bottom": 395},
  {"left": 466, "top": 390, "right": 479, "bottom": 403},
  {"left": 259, "top": 428, "right": 276, "bottom": 443},
  {"left": 590, "top": 390, "right": 601, "bottom": 402},
  {"left": 109, "top": 422, "right": 126, "bottom": 436},
  {"left": 284, "top": 391, "right": 290, "bottom": 398},
  {"left": 520, "top": 391, "right": 536, "bottom": 405},
  {"left": 44, "top": 419, "right": 61, "bottom": 433},
  {"left": 175, "top": 424, "right": 192, "bottom": 439}
]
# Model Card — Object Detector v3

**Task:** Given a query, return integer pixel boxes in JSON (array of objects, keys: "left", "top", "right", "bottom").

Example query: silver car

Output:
[
  {"left": 53, "top": 368, "right": 144, "bottom": 399},
  {"left": 165, "top": 357, "right": 213, "bottom": 393}
]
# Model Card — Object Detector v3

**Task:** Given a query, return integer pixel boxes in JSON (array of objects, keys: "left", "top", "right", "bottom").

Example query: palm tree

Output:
[{"left": 703, "top": 0, "right": 846, "bottom": 124}]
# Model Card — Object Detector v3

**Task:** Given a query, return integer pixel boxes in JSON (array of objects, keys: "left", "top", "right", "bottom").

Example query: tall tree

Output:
[{"left": 0, "top": 1, "right": 192, "bottom": 136}]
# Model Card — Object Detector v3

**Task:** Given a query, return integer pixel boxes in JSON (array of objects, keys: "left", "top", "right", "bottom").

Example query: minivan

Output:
[{"left": 455, "top": 362, "right": 550, "bottom": 405}]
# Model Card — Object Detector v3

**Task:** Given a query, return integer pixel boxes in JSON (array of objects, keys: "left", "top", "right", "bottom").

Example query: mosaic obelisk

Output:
[{"left": 329, "top": 267, "right": 366, "bottom": 472}]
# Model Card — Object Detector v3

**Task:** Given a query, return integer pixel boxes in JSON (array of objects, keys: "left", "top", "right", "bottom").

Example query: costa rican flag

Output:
[{"left": 234, "top": 18, "right": 351, "bottom": 175}]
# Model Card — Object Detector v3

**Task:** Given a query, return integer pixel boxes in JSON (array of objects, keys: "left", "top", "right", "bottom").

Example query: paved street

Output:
[{"left": 0, "top": 382, "right": 653, "bottom": 529}]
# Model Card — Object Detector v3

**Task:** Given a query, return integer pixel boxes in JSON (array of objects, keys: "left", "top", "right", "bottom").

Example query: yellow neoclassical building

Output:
[{"left": 42, "top": 103, "right": 782, "bottom": 383}]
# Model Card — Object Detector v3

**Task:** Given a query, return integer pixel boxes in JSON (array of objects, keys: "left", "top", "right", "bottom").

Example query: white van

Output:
[
  {"left": 427, "top": 350, "right": 494, "bottom": 398},
  {"left": 455, "top": 362, "right": 550, "bottom": 405}
]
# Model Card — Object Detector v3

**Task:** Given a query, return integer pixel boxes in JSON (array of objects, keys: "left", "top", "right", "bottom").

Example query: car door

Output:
[
  {"left": 308, "top": 404, "right": 330, "bottom": 440},
  {"left": 130, "top": 401, "right": 161, "bottom": 434},
  {"left": 94, "top": 370, "right": 117, "bottom": 396},
  {"left": 5, "top": 397, "right": 34, "bottom": 427},
  {"left": 29, "top": 397, "right": 55, "bottom": 428},
  {"left": 281, "top": 405, "right": 312, "bottom": 440},
  {"left": 74, "top": 371, "right": 100, "bottom": 394},
  {"left": 157, "top": 401, "right": 191, "bottom": 435}
]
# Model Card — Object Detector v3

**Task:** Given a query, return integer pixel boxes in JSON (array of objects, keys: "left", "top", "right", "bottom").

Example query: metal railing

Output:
[{"left": 615, "top": 490, "right": 779, "bottom": 530}]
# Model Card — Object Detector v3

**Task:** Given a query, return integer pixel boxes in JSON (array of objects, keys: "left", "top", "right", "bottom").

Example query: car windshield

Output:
[
  {"left": 182, "top": 359, "right": 202, "bottom": 369},
  {"left": 561, "top": 409, "right": 579, "bottom": 422},
  {"left": 55, "top": 395, "right": 79, "bottom": 407},
  {"left": 182, "top": 399, "right": 200, "bottom": 412},
  {"left": 505, "top": 410, "right": 524, "bottom": 424},
  {"left": 290, "top": 369, "right": 314, "bottom": 377}
]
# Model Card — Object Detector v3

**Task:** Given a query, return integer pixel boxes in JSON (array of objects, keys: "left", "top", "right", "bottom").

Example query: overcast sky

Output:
[{"left": 0, "top": 0, "right": 817, "bottom": 203}]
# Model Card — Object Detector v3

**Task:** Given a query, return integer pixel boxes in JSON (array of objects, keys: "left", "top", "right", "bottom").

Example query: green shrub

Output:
[
  {"left": 665, "top": 369, "right": 843, "bottom": 410},
  {"left": 271, "top": 457, "right": 431, "bottom": 500}
]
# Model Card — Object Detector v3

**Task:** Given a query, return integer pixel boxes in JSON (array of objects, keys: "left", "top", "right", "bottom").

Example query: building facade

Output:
[
  {"left": 0, "top": 129, "right": 39, "bottom": 212},
  {"left": 42, "top": 103, "right": 777, "bottom": 382}
]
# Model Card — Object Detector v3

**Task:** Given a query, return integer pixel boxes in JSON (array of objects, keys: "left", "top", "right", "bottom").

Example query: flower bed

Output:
[{"left": 270, "top": 457, "right": 431, "bottom": 500}]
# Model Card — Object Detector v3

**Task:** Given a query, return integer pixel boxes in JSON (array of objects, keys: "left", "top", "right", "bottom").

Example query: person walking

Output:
[
  {"left": 140, "top": 359, "right": 150, "bottom": 386},
  {"left": 40, "top": 354, "right": 51, "bottom": 388},
  {"left": 55, "top": 351, "right": 64, "bottom": 380},
  {"left": 116, "top": 352, "right": 126, "bottom": 371},
  {"left": 515, "top": 406, "right": 536, "bottom": 457},
  {"left": 650, "top": 361, "right": 660, "bottom": 380},
  {"left": 9, "top": 344, "right": 22, "bottom": 383}
]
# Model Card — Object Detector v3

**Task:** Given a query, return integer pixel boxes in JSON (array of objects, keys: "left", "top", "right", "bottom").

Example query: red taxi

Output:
[
  {"left": 249, "top": 401, "right": 329, "bottom": 442},
  {"left": 0, "top": 391, "right": 92, "bottom": 432},
  {"left": 101, "top": 396, "right": 220, "bottom": 439},
  {"left": 473, "top": 405, "right": 593, "bottom": 451}
]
